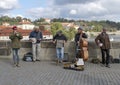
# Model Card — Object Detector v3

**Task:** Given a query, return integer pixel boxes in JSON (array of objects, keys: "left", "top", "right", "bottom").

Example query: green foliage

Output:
[
  {"left": 0, "top": 16, "right": 30, "bottom": 25},
  {"left": 51, "top": 22, "right": 63, "bottom": 36},
  {"left": 51, "top": 22, "right": 76, "bottom": 40},
  {"left": 51, "top": 18, "right": 75, "bottom": 22},
  {"left": 33, "top": 18, "right": 50, "bottom": 25},
  {"left": 0, "top": 16, "right": 119, "bottom": 33}
]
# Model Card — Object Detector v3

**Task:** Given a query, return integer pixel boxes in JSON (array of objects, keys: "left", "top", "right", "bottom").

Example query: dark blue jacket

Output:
[
  {"left": 53, "top": 34, "right": 67, "bottom": 41},
  {"left": 75, "top": 33, "right": 87, "bottom": 45},
  {"left": 29, "top": 31, "right": 43, "bottom": 43}
]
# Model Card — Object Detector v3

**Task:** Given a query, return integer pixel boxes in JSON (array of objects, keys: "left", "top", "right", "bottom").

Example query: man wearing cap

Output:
[
  {"left": 53, "top": 30, "right": 67, "bottom": 64},
  {"left": 95, "top": 28, "right": 111, "bottom": 68},
  {"left": 29, "top": 26, "right": 43, "bottom": 62},
  {"left": 75, "top": 27, "right": 88, "bottom": 58},
  {"left": 9, "top": 26, "right": 23, "bottom": 67}
]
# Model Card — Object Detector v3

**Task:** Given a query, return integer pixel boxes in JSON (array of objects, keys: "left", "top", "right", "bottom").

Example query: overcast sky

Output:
[{"left": 0, "top": 0, "right": 120, "bottom": 22}]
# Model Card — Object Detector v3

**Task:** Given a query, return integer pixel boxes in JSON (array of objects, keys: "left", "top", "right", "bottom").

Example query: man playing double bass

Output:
[{"left": 75, "top": 27, "right": 88, "bottom": 59}]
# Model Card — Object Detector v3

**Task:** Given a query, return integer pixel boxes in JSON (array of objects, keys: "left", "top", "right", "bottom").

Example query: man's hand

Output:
[
  {"left": 29, "top": 39, "right": 34, "bottom": 42},
  {"left": 77, "top": 41, "right": 79, "bottom": 45},
  {"left": 53, "top": 41, "right": 55, "bottom": 44},
  {"left": 98, "top": 43, "right": 103, "bottom": 47}
]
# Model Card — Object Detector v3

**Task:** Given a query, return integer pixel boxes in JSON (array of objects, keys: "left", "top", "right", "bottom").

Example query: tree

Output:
[
  {"left": 50, "top": 22, "right": 76, "bottom": 40},
  {"left": 51, "top": 22, "right": 63, "bottom": 35},
  {"left": 16, "top": 16, "right": 22, "bottom": 22}
]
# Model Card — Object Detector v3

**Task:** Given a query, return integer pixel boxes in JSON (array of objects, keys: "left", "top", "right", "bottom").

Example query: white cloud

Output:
[
  {"left": 1, "top": 0, "right": 120, "bottom": 22},
  {"left": 0, "top": 0, "right": 19, "bottom": 17},
  {"left": 0, "top": 0, "right": 18, "bottom": 11},
  {"left": 19, "top": 0, "right": 120, "bottom": 21},
  {"left": 53, "top": 0, "right": 97, "bottom": 5},
  {"left": 70, "top": 10, "right": 77, "bottom": 15},
  {"left": 27, "top": 0, "right": 109, "bottom": 20},
  {"left": 27, "top": 7, "right": 60, "bottom": 19}
]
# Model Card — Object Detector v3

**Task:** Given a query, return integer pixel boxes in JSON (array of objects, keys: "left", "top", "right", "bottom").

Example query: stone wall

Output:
[{"left": 0, "top": 41, "right": 120, "bottom": 61}]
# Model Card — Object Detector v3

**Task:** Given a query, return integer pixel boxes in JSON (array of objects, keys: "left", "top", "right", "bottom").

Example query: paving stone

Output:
[{"left": 0, "top": 59, "right": 120, "bottom": 85}]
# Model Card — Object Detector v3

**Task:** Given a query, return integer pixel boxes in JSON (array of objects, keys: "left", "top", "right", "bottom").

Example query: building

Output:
[
  {"left": 17, "top": 20, "right": 35, "bottom": 30},
  {"left": 44, "top": 18, "right": 51, "bottom": 23},
  {"left": 0, "top": 26, "right": 53, "bottom": 41},
  {"left": 2, "top": 22, "right": 10, "bottom": 26},
  {"left": 61, "top": 22, "right": 79, "bottom": 30},
  {"left": 42, "top": 30, "right": 53, "bottom": 40}
]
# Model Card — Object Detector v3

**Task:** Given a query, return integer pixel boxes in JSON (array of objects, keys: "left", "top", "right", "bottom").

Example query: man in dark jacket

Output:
[
  {"left": 9, "top": 26, "right": 23, "bottom": 67},
  {"left": 75, "top": 27, "right": 88, "bottom": 58},
  {"left": 29, "top": 26, "right": 43, "bottom": 62},
  {"left": 53, "top": 30, "right": 67, "bottom": 63},
  {"left": 95, "top": 28, "right": 111, "bottom": 68}
]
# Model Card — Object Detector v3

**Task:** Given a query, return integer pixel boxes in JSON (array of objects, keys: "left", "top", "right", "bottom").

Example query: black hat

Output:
[
  {"left": 57, "top": 30, "right": 62, "bottom": 34},
  {"left": 78, "top": 27, "right": 83, "bottom": 30}
]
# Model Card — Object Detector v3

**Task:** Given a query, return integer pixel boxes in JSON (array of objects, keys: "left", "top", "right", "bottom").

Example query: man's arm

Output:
[
  {"left": 64, "top": 35, "right": 67, "bottom": 42},
  {"left": 95, "top": 34, "right": 100, "bottom": 46},
  {"left": 17, "top": 33, "right": 23, "bottom": 39},
  {"left": 9, "top": 33, "right": 14, "bottom": 40},
  {"left": 82, "top": 33, "right": 88, "bottom": 38},
  {"left": 53, "top": 34, "right": 57, "bottom": 43},
  {"left": 29, "top": 31, "right": 33, "bottom": 38},
  {"left": 40, "top": 32, "right": 43, "bottom": 39},
  {"left": 74, "top": 34, "right": 78, "bottom": 43},
  {"left": 38, "top": 32, "right": 43, "bottom": 41},
  {"left": 29, "top": 31, "right": 35, "bottom": 42}
]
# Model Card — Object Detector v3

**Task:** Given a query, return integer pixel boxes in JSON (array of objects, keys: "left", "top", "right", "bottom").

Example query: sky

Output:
[{"left": 0, "top": 0, "right": 120, "bottom": 22}]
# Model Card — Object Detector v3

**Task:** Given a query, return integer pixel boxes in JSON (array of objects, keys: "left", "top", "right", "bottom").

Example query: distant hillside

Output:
[{"left": 0, "top": 16, "right": 120, "bottom": 31}]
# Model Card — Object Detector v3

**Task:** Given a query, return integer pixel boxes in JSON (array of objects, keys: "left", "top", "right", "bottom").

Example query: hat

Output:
[
  {"left": 57, "top": 30, "right": 62, "bottom": 34},
  {"left": 78, "top": 27, "right": 83, "bottom": 30},
  {"left": 102, "top": 28, "right": 106, "bottom": 31},
  {"left": 12, "top": 26, "right": 17, "bottom": 30}
]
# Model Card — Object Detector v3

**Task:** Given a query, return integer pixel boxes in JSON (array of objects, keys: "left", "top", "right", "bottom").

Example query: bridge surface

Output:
[{"left": 0, "top": 59, "right": 120, "bottom": 85}]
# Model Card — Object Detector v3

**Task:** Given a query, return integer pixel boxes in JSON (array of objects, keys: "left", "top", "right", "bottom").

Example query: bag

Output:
[
  {"left": 23, "top": 52, "right": 33, "bottom": 62},
  {"left": 113, "top": 58, "right": 120, "bottom": 63}
]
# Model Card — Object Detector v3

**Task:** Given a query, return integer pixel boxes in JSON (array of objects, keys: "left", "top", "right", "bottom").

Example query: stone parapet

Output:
[{"left": 0, "top": 41, "right": 120, "bottom": 61}]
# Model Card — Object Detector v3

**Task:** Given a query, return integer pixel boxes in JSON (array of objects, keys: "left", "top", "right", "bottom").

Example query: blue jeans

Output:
[
  {"left": 56, "top": 47, "right": 64, "bottom": 61},
  {"left": 12, "top": 48, "right": 20, "bottom": 64}
]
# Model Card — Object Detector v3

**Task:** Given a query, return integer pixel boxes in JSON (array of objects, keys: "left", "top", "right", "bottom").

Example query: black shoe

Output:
[
  {"left": 33, "top": 60, "right": 36, "bottom": 62},
  {"left": 106, "top": 65, "right": 110, "bottom": 68},
  {"left": 36, "top": 59, "right": 40, "bottom": 61}
]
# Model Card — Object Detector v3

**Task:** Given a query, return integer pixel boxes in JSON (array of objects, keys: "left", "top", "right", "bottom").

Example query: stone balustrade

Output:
[{"left": 0, "top": 40, "right": 120, "bottom": 61}]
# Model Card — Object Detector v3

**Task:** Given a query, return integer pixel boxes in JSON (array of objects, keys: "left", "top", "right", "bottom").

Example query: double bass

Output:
[{"left": 78, "top": 34, "right": 89, "bottom": 61}]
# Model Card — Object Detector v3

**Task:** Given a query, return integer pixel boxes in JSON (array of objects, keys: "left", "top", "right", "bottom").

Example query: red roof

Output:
[{"left": 0, "top": 26, "right": 52, "bottom": 36}]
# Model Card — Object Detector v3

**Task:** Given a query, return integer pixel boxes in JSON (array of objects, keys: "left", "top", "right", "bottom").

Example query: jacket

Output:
[
  {"left": 53, "top": 34, "right": 67, "bottom": 47},
  {"left": 53, "top": 34, "right": 67, "bottom": 41},
  {"left": 95, "top": 32, "right": 111, "bottom": 49},
  {"left": 9, "top": 32, "right": 23, "bottom": 49},
  {"left": 75, "top": 33, "right": 88, "bottom": 45},
  {"left": 29, "top": 31, "right": 43, "bottom": 43}
]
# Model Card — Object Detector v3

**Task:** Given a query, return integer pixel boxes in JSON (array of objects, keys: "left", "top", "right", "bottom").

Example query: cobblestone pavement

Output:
[{"left": 0, "top": 59, "right": 120, "bottom": 85}]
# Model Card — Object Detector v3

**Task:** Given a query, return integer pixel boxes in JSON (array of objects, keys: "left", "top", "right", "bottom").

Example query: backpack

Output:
[{"left": 23, "top": 52, "right": 33, "bottom": 62}]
